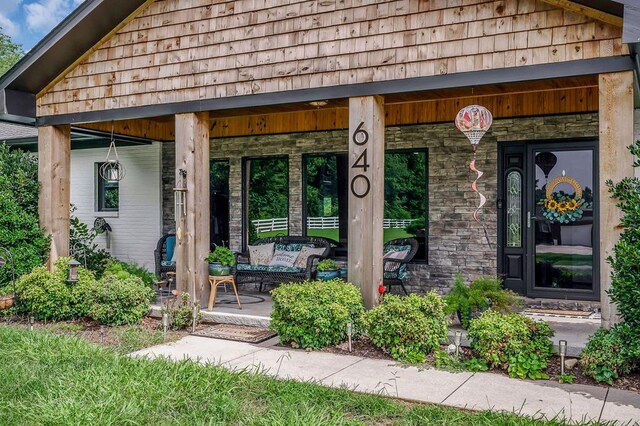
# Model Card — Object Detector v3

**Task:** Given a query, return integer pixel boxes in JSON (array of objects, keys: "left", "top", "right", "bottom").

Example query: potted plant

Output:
[
  {"left": 205, "top": 246, "right": 235, "bottom": 276},
  {"left": 316, "top": 259, "right": 340, "bottom": 281},
  {"left": 444, "top": 274, "right": 520, "bottom": 329}
]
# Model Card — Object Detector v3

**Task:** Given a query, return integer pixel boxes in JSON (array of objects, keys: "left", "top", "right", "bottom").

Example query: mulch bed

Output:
[{"left": 323, "top": 336, "right": 640, "bottom": 392}]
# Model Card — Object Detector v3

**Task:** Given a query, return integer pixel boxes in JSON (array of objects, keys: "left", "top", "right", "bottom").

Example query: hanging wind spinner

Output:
[{"left": 455, "top": 105, "right": 493, "bottom": 246}]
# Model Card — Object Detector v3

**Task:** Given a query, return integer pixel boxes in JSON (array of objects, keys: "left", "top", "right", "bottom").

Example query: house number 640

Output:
[{"left": 351, "top": 121, "right": 371, "bottom": 198}]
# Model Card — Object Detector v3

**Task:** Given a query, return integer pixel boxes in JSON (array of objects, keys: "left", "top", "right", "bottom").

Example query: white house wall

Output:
[{"left": 70, "top": 143, "right": 162, "bottom": 270}]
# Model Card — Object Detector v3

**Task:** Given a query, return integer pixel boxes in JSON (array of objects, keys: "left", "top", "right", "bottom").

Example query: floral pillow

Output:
[{"left": 248, "top": 243, "right": 275, "bottom": 266}]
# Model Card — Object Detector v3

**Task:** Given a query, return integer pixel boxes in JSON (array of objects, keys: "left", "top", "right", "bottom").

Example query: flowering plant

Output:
[{"left": 539, "top": 191, "right": 587, "bottom": 224}]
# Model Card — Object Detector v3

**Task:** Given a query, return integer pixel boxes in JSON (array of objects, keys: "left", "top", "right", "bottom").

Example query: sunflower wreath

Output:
[{"left": 539, "top": 176, "right": 587, "bottom": 224}]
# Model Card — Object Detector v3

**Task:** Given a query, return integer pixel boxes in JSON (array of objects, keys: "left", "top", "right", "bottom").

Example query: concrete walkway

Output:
[{"left": 132, "top": 336, "right": 640, "bottom": 425}]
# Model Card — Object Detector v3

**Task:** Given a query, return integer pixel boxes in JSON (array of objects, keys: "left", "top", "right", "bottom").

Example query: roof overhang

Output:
[{"left": 0, "top": 0, "right": 638, "bottom": 123}]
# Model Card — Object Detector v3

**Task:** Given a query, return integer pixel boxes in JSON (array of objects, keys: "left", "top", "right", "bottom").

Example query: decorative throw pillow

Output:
[
  {"left": 248, "top": 243, "right": 275, "bottom": 266},
  {"left": 294, "top": 246, "right": 326, "bottom": 269},
  {"left": 269, "top": 250, "right": 300, "bottom": 267},
  {"left": 383, "top": 250, "right": 408, "bottom": 271}
]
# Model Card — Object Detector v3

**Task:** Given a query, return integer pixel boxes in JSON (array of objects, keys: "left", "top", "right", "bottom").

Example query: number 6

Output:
[{"left": 352, "top": 122, "right": 369, "bottom": 146}]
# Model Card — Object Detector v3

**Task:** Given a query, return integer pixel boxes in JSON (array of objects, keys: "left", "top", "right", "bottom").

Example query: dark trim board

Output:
[{"left": 34, "top": 57, "right": 635, "bottom": 126}]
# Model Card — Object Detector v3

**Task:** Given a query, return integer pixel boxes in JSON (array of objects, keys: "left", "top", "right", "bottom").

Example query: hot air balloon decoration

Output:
[{"left": 455, "top": 105, "right": 493, "bottom": 246}]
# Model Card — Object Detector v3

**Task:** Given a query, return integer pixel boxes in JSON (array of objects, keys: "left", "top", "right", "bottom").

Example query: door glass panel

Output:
[
  {"left": 506, "top": 171, "right": 522, "bottom": 248},
  {"left": 533, "top": 149, "right": 594, "bottom": 290}
]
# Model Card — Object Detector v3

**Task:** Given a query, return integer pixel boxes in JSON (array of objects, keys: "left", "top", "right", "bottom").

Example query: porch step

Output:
[{"left": 149, "top": 306, "right": 271, "bottom": 328}]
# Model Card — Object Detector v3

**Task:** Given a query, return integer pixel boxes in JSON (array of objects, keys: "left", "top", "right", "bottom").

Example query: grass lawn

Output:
[{"left": 0, "top": 326, "right": 579, "bottom": 426}]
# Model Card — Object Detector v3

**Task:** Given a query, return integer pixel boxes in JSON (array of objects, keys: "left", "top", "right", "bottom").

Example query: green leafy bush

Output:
[
  {"left": 467, "top": 311, "right": 554, "bottom": 379},
  {"left": 445, "top": 274, "right": 520, "bottom": 329},
  {"left": 580, "top": 325, "right": 635, "bottom": 385},
  {"left": 363, "top": 292, "right": 448, "bottom": 363},
  {"left": 580, "top": 140, "right": 640, "bottom": 382},
  {"left": 87, "top": 275, "right": 155, "bottom": 326},
  {"left": 103, "top": 260, "right": 157, "bottom": 287},
  {"left": 271, "top": 279, "right": 364, "bottom": 349},
  {"left": 161, "top": 292, "right": 201, "bottom": 330},
  {"left": 0, "top": 144, "right": 49, "bottom": 289}
]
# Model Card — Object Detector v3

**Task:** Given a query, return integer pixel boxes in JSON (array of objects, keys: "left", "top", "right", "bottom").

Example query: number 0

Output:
[{"left": 350, "top": 175, "right": 371, "bottom": 198}]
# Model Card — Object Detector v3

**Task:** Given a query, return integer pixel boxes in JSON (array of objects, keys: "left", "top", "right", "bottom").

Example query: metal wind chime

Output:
[{"left": 455, "top": 105, "right": 493, "bottom": 247}]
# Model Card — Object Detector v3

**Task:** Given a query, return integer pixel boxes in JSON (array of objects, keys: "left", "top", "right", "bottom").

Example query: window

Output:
[
  {"left": 210, "top": 160, "right": 230, "bottom": 249},
  {"left": 96, "top": 162, "right": 119, "bottom": 212},
  {"left": 244, "top": 157, "right": 289, "bottom": 245},
  {"left": 303, "top": 150, "right": 428, "bottom": 261}
]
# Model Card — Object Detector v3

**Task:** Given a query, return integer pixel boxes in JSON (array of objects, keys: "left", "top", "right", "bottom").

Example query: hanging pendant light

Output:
[{"left": 99, "top": 126, "right": 126, "bottom": 182}]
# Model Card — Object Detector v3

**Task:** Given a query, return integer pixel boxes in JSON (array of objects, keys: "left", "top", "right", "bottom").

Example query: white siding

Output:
[{"left": 70, "top": 143, "right": 162, "bottom": 270}]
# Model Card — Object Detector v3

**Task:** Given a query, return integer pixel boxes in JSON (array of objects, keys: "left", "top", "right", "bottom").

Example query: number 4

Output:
[{"left": 352, "top": 149, "right": 369, "bottom": 172}]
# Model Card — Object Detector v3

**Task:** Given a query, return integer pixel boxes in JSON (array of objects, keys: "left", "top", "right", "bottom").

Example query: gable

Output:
[{"left": 37, "top": 0, "right": 626, "bottom": 117}]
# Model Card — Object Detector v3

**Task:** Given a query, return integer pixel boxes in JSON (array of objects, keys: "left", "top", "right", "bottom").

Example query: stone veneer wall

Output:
[{"left": 161, "top": 113, "right": 598, "bottom": 293}]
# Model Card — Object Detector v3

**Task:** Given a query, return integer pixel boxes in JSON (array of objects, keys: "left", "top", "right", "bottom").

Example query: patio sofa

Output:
[
  {"left": 155, "top": 233, "right": 176, "bottom": 280},
  {"left": 234, "top": 236, "right": 331, "bottom": 292}
]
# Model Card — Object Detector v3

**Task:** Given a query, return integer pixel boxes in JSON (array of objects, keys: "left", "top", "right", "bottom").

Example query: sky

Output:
[{"left": 0, "top": 0, "right": 85, "bottom": 51}]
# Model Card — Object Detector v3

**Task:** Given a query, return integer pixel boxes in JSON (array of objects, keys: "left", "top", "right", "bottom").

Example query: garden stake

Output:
[
  {"left": 99, "top": 325, "right": 105, "bottom": 344},
  {"left": 347, "top": 322, "right": 353, "bottom": 353},
  {"left": 192, "top": 303, "right": 199, "bottom": 333}
]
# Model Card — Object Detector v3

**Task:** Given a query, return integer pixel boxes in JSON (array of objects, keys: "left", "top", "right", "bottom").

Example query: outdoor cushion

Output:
[
  {"left": 274, "top": 243, "right": 316, "bottom": 252},
  {"left": 248, "top": 242, "right": 275, "bottom": 266},
  {"left": 161, "top": 260, "right": 176, "bottom": 267},
  {"left": 269, "top": 250, "right": 300, "bottom": 267},
  {"left": 165, "top": 236, "right": 176, "bottom": 261},
  {"left": 237, "top": 264, "right": 304, "bottom": 273},
  {"left": 294, "top": 246, "right": 326, "bottom": 268},
  {"left": 383, "top": 249, "right": 409, "bottom": 271},
  {"left": 384, "top": 266, "right": 408, "bottom": 280},
  {"left": 384, "top": 244, "right": 411, "bottom": 254}
]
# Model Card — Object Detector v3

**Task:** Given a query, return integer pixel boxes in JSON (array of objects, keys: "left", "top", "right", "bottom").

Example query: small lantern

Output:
[
  {"left": 99, "top": 325, "right": 105, "bottom": 344},
  {"left": 67, "top": 259, "right": 81, "bottom": 283},
  {"left": 162, "top": 312, "right": 170, "bottom": 338},
  {"left": 559, "top": 339, "right": 568, "bottom": 375},
  {"left": 191, "top": 302, "right": 199, "bottom": 333},
  {"left": 454, "top": 330, "right": 463, "bottom": 356},
  {"left": 99, "top": 129, "right": 126, "bottom": 182},
  {"left": 346, "top": 322, "right": 353, "bottom": 353},
  {"left": 174, "top": 169, "right": 188, "bottom": 224},
  {"left": 29, "top": 315, "right": 35, "bottom": 331}
]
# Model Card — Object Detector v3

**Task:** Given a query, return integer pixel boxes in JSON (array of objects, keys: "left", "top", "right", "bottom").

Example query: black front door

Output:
[{"left": 498, "top": 140, "right": 599, "bottom": 300}]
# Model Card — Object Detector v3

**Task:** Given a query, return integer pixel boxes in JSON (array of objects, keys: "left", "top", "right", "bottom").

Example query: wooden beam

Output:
[
  {"left": 77, "top": 118, "right": 175, "bottom": 141},
  {"left": 539, "top": 0, "right": 623, "bottom": 27},
  {"left": 175, "top": 112, "right": 210, "bottom": 306},
  {"left": 38, "top": 125, "right": 71, "bottom": 270},
  {"left": 598, "top": 71, "right": 634, "bottom": 329},
  {"left": 348, "top": 96, "right": 385, "bottom": 309}
]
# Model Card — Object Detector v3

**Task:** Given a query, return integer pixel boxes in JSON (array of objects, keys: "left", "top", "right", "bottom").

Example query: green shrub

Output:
[
  {"left": 467, "top": 311, "right": 554, "bottom": 379},
  {"left": 580, "top": 325, "right": 635, "bottom": 385},
  {"left": 103, "top": 260, "right": 157, "bottom": 287},
  {"left": 162, "top": 292, "right": 201, "bottom": 330},
  {"left": 0, "top": 144, "right": 49, "bottom": 288},
  {"left": 87, "top": 275, "right": 155, "bottom": 326},
  {"left": 445, "top": 274, "right": 520, "bottom": 329},
  {"left": 363, "top": 292, "right": 448, "bottom": 363},
  {"left": 271, "top": 279, "right": 364, "bottom": 349}
]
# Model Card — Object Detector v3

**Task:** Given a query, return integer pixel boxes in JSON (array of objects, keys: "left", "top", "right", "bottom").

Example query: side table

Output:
[{"left": 208, "top": 275, "right": 242, "bottom": 310}]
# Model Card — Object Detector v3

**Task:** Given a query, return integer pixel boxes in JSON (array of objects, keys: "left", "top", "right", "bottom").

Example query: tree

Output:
[
  {"left": 0, "top": 144, "right": 50, "bottom": 289},
  {"left": 0, "top": 27, "right": 23, "bottom": 76}
]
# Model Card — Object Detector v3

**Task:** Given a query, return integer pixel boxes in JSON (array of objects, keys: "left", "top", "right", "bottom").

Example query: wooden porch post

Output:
[
  {"left": 599, "top": 71, "right": 634, "bottom": 329},
  {"left": 175, "top": 112, "right": 210, "bottom": 306},
  {"left": 38, "top": 125, "right": 71, "bottom": 270},
  {"left": 348, "top": 96, "right": 385, "bottom": 309}
]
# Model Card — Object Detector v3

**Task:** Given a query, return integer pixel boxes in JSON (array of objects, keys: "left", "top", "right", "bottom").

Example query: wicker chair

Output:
[
  {"left": 154, "top": 233, "right": 176, "bottom": 280},
  {"left": 235, "top": 236, "right": 331, "bottom": 292},
  {"left": 383, "top": 238, "right": 418, "bottom": 295}
]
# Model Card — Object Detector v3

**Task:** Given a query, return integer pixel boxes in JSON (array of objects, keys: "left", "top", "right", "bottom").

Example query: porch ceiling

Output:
[{"left": 73, "top": 76, "right": 599, "bottom": 141}]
